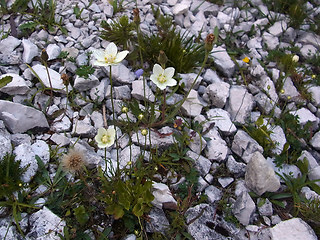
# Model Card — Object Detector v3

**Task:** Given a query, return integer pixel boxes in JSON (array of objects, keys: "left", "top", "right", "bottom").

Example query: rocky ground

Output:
[{"left": 0, "top": 0, "right": 320, "bottom": 239}]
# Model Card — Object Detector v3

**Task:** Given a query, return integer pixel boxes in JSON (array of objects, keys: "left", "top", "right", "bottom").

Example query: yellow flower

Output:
[
  {"left": 242, "top": 57, "right": 250, "bottom": 63},
  {"left": 312, "top": 75, "right": 316, "bottom": 79},
  {"left": 150, "top": 64, "right": 177, "bottom": 90},
  {"left": 61, "top": 148, "right": 87, "bottom": 173},
  {"left": 95, "top": 127, "right": 116, "bottom": 148},
  {"left": 93, "top": 42, "right": 129, "bottom": 67}
]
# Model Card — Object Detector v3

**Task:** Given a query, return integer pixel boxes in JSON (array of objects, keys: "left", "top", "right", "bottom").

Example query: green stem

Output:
[{"left": 109, "top": 65, "right": 120, "bottom": 176}]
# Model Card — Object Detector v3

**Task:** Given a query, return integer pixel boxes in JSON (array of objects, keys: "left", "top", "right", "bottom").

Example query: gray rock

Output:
[
  {"left": 179, "top": 73, "right": 203, "bottom": 91},
  {"left": 205, "top": 81, "right": 230, "bottom": 108},
  {"left": 26, "top": 207, "right": 66, "bottom": 240},
  {"left": 90, "top": 111, "right": 104, "bottom": 128},
  {"left": 172, "top": 1, "right": 191, "bottom": 15},
  {"left": 279, "top": 77, "right": 300, "bottom": 101},
  {"left": 204, "top": 128, "right": 228, "bottom": 162},
  {"left": 210, "top": 46, "right": 235, "bottom": 77},
  {"left": 202, "top": 69, "right": 222, "bottom": 84},
  {"left": 226, "top": 155, "right": 246, "bottom": 177},
  {"left": 11, "top": 133, "right": 31, "bottom": 147},
  {"left": 50, "top": 133, "right": 70, "bottom": 147},
  {"left": 301, "top": 187, "right": 320, "bottom": 201},
  {"left": 0, "top": 100, "right": 49, "bottom": 133},
  {"left": 263, "top": 218, "right": 317, "bottom": 240},
  {"left": 146, "top": 208, "right": 169, "bottom": 234},
  {"left": 65, "top": 23, "right": 81, "bottom": 39},
  {"left": 90, "top": 78, "right": 107, "bottom": 101},
  {"left": 226, "top": 85, "right": 254, "bottom": 124},
  {"left": 0, "top": 51, "right": 21, "bottom": 65},
  {"left": 0, "top": 120, "right": 12, "bottom": 159},
  {"left": 74, "top": 75, "right": 99, "bottom": 92},
  {"left": 31, "top": 64, "right": 68, "bottom": 93},
  {"left": 0, "top": 73, "right": 29, "bottom": 95},
  {"left": 185, "top": 204, "right": 226, "bottom": 240},
  {"left": 46, "top": 44, "right": 61, "bottom": 60},
  {"left": 123, "top": 234, "right": 136, "bottom": 240},
  {"left": 188, "top": 129, "right": 206, "bottom": 154},
  {"left": 308, "top": 86, "right": 320, "bottom": 106},
  {"left": 218, "top": 177, "right": 234, "bottom": 188},
  {"left": 254, "top": 92, "right": 276, "bottom": 115},
  {"left": 300, "top": 44, "right": 317, "bottom": 58},
  {"left": 205, "top": 185, "right": 222, "bottom": 203},
  {"left": 72, "top": 115, "right": 96, "bottom": 137},
  {"left": 298, "top": 150, "right": 319, "bottom": 170},
  {"left": 106, "top": 85, "right": 131, "bottom": 100},
  {"left": 297, "top": 32, "right": 320, "bottom": 48},
  {"left": 245, "top": 152, "right": 280, "bottom": 195},
  {"left": 0, "top": 36, "right": 21, "bottom": 54},
  {"left": 268, "top": 21, "right": 287, "bottom": 36},
  {"left": 262, "top": 32, "right": 279, "bottom": 50},
  {"left": 207, "top": 108, "right": 237, "bottom": 135},
  {"left": 22, "top": 39, "right": 38, "bottom": 64},
  {"left": 31, "top": 140, "right": 50, "bottom": 165},
  {"left": 310, "top": 131, "right": 320, "bottom": 150},
  {"left": 270, "top": 125, "right": 286, "bottom": 155},
  {"left": 308, "top": 166, "right": 320, "bottom": 187},
  {"left": 186, "top": 150, "right": 211, "bottom": 176},
  {"left": 51, "top": 115, "right": 72, "bottom": 133},
  {"left": 231, "top": 130, "right": 263, "bottom": 163},
  {"left": 258, "top": 198, "right": 273, "bottom": 216},
  {"left": 232, "top": 191, "right": 256, "bottom": 226},
  {"left": 104, "top": 63, "right": 135, "bottom": 84},
  {"left": 14, "top": 143, "right": 37, "bottom": 183},
  {"left": 131, "top": 80, "right": 155, "bottom": 102},
  {"left": 151, "top": 182, "right": 177, "bottom": 209},
  {"left": 181, "top": 89, "right": 203, "bottom": 117},
  {"left": 197, "top": 176, "right": 209, "bottom": 192},
  {"left": 119, "top": 145, "right": 141, "bottom": 168},
  {"left": 290, "top": 108, "right": 319, "bottom": 131}
]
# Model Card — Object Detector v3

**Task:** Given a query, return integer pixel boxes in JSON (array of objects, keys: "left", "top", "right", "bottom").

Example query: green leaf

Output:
[
  {"left": 213, "top": 26, "right": 219, "bottom": 43},
  {"left": 0, "top": 76, "right": 12, "bottom": 88},
  {"left": 74, "top": 205, "right": 89, "bottom": 226},
  {"left": 97, "top": 226, "right": 111, "bottom": 240},
  {"left": 255, "top": 115, "right": 264, "bottom": 127},
  {"left": 257, "top": 198, "right": 266, "bottom": 208},
  {"left": 19, "top": 21, "right": 38, "bottom": 31},
  {"left": 113, "top": 205, "right": 124, "bottom": 219}
]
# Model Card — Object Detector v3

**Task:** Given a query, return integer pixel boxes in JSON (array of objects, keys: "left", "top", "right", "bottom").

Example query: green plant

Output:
[
  {"left": 297, "top": 198, "right": 320, "bottom": 237},
  {"left": 76, "top": 65, "right": 95, "bottom": 79}
]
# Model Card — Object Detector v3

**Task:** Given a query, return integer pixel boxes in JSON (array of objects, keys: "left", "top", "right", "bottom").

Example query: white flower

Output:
[
  {"left": 292, "top": 55, "right": 299, "bottom": 63},
  {"left": 150, "top": 64, "right": 177, "bottom": 90},
  {"left": 93, "top": 42, "right": 129, "bottom": 67},
  {"left": 95, "top": 127, "right": 116, "bottom": 148}
]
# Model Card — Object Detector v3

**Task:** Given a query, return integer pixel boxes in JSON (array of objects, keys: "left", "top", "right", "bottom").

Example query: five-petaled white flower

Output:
[
  {"left": 150, "top": 64, "right": 177, "bottom": 90},
  {"left": 95, "top": 127, "right": 116, "bottom": 148},
  {"left": 93, "top": 42, "right": 129, "bottom": 67}
]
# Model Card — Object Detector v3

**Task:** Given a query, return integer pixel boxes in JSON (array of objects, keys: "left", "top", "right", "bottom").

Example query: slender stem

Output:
[{"left": 109, "top": 65, "right": 120, "bottom": 176}]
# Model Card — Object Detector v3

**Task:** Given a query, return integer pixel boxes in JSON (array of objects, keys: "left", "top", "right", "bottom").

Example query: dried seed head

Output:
[
  {"left": 205, "top": 34, "right": 215, "bottom": 52},
  {"left": 41, "top": 49, "right": 49, "bottom": 63},
  {"left": 133, "top": 8, "right": 140, "bottom": 24},
  {"left": 61, "top": 148, "right": 86, "bottom": 173},
  {"left": 61, "top": 73, "right": 70, "bottom": 86},
  {"left": 157, "top": 50, "right": 168, "bottom": 67}
]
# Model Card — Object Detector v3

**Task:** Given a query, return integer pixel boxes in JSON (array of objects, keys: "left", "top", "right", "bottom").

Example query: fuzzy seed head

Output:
[{"left": 61, "top": 149, "right": 86, "bottom": 173}]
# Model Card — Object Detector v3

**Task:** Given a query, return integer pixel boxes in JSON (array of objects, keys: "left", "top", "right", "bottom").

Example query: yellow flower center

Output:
[
  {"left": 102, "top": 134, "right": 110, "bottom": 144},
  {"left": 158, "top": 74, "right": 167, "bottom": 83},
  {"left": 105, "top": 55, "right": 116, "bottom": 63}
]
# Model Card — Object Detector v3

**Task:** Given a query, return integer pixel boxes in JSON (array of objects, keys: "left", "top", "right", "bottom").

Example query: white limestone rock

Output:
[
  {"left": 0, "top": 120, "right": 12, "bottom": 159},
  {"left": 46, "top": 44, "right": 61, "bottom": 60},
  {"left": 22, "top": 39, "right": 38, "bottom": 64},
  {"left": 205, "top": 81, "right": 230, "bottom": 108},
  {"left": 14, "top": 143, "right": 37, "bottom": 183},
  {"left": 31, "top": 64, "right": 69, "bottom": 93},
  {"left": 31, "top": 140, "right": 50, "bottom": 165},
  {"left": 0, "top": 100, "right": 49, "bottom": 133},
  {"left": 262, "top": 32, "right": 279, "bottom": 50},
  {"left": 231, "top": 130, "right": 263, "bottom": 163},
  {"left": 26, "top": 207, "right": 66, "bottom": 240},
  {"left": 0, "top": 73, "right": 29, "bottom": 95},
  {"left": 268, "top": 21, "right": 287, "bottom": 36},
  {"left": 172, "top": 1, "right": 191, "bottom": 15},
  {"left": 0, "top": 36, "right": 21, "bottom": 54},
  {"left": 151, "top": 182, "right": 177, "bottom": 209},
  {"left": 226, "top": 155, "right": 246, "bottom": 178},
  {"left": 279, "top": 77, "right": 301, "bottom": 101},
  {"left": 308, "top": 86, "right": 320, "bottom": 107},
  {"left": 146, "top": 207, "right": 170, "bottom": 234},
  {"left": 290, "top": 108, "right": 319, "bottom": 131},
  {"left": 186, "top": 150, "right": 212, "bottom": 177},
  {"left": 210, "top": 46, "right": 235, "bottom": 77},
  {"left": 74, "top": 75, "right": 99, "bottom": 92},
  {"left": 270, "top": 125, "right": 287, "bottom": 155},
  {"left": 245, "top": 152, "right": 280, "bottom": 196},
  {"left": 179, "top": 72, "right": 203, "bottom": 91},
  {"left": 104, "top": 63, "right": 135, "bottom": 84},
  {"left": 204, "top": 128, "right": 228, "bottom": 162},
  {"left": 131, "top": 80, "right": 155, "bottom": 102},
  {"left": 205, "top": 185, "right": 222, "bottom": 203},
  {"left": 310, "top": 131, "right": 320, "bottom": 150},
  {"left": 232, "top": 191, "right": 256, "bottom": 226},
  {"left": 181, "top": 89, "right": 203, "bottom": 117},
  {"left": 207, "top": 108, "right": 237, "bottom": 135},
  {"left": 226, "top": 85, "right": 254, "bottom": 124}
]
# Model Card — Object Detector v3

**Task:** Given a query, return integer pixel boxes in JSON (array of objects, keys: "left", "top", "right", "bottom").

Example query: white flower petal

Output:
[
  {"left": 157, "top": 83, "right": 167, "bottom": 90},
  {"left": 93, "top": 60, "right": 109, "bottom": 67},
  {"left": 153, "top": 64, "right": 164, "bottom": 76},
  {"left": 164, "top": 67, "right": 175, "bottom": 79},
  {"left": 115, "top": 50, "right": 129, "bottom": 63},
  {"left": 105, "top": 42, "right": 117, "bottom": 57},
  {"left": 93, "top": 49, "right": 105, "bottom": 61},
  {"left": 166, "top": 78, "right": 177, "bottom": 87}
]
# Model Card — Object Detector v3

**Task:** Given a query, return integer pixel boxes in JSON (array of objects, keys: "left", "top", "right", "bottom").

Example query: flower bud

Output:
[
  {"left": 133, "top": 8, "right": 140, "bottom": 24},
  {"left": 41, "top": 49, "right": 49, "bottom": 63},
  {"left": 292, "top": 55, "right": 299, "bottom": 63},
  {"left": 138, "top": 113, "right": 144, "bottom": 120},
  {"left": 61, "top": 73, "right": 69, "bottom": 86},
  {"left": 141, "top": 129, "right": 148, "bottom": 136},
  {"left": 157, "top": 50, "right": 168, "bottom": 67},
  {"left": 122, "top": 106, "right": 129, "bottom": 113},
  {"left": 204, "top": 33, "right": 215, "bottom": 52}
]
